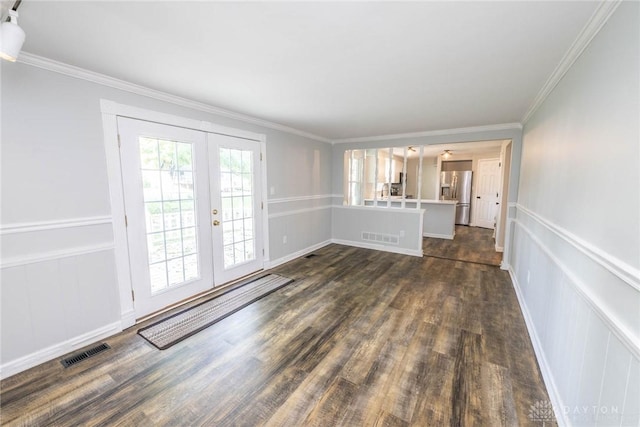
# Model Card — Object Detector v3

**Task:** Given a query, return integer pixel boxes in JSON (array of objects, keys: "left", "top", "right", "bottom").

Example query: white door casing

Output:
[{"left": 474, "top": 158, "right": 501, "bottom": 229}]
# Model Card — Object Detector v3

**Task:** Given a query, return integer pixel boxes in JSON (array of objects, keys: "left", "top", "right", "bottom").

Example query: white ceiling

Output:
[{"left": 12, "top": 1, "right": 599, "bottom": 140}]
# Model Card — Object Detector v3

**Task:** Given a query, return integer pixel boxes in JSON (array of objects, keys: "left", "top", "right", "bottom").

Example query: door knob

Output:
[{"left": 213, "top": 220, "right": 220, "bottom": 226}]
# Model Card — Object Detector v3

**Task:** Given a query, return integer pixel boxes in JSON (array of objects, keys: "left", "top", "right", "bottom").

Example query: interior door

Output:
[
  {"left": 474, "top": 158, "right": 501, "bottom": 229},
  {"left": 118, "top": 117, "right": 213, "bottom": 318},
  {"left": 209, "top": 134, "right": 264, "bottom": 285}
]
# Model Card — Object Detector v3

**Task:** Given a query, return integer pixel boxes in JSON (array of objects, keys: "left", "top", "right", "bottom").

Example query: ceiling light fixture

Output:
[
  {"left": 442, "top": 150, "right": 452, "bottom": 159},
  {"left": 0, "top": 0, "right": 25, "bottom": 62}
]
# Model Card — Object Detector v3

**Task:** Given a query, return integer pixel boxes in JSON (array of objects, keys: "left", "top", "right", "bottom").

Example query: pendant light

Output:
[{"left": 0, "top": 2, "right": 25, "bottom": 62}]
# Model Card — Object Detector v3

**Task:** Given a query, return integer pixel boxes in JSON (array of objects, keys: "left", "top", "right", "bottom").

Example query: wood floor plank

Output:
[
  {"left": 302, "top": 377, "right": 358, "bottom": 427},
  {"left": 410, "top": 350, "right": 456, "bottom": 425},
  {"left": 381, "top": 321, "right": 437, "bottom": 422},
  {"left": 0, "top": 234, "right": 554, "bottom": 426},
  {"left": 451, "top": 329, "right": 485, "bottom": 427}
]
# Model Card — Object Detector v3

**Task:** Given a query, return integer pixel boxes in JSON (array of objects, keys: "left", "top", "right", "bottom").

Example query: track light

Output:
[
  {"left": 0, "top": 8, "right": 26, "bottom": 62},
  {"left": 442, "top": 150, "right": 452, "bottom": 159}
]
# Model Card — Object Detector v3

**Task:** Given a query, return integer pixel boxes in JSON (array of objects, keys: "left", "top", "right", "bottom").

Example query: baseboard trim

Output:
[
  {"left": 331, "top": 239, "right": 423, "bottom": 257},
  {"left": 508, "top": 267, "right": 569, "bottom": 427},
  {"left": 264, "top": 240, "right": 333, "bottom": 270},
  {"left": 423, "top": 232, "right": 454, "bottom": 240},
  {"left": 120, "top": 309, "right": 136, "bottom": 329},
  {"left": 0, "top": 321, "right": 122, "bottom": 380}
]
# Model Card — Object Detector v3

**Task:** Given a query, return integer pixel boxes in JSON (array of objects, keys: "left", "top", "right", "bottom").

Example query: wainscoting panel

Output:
[
  {"left": 508, "top": 206, "right": 639, "bottom": 426},
  {"left": 0, "top": 217, "right": 121, "bottom": 379},
  {"left": 1, "top": 219, "right": 114, "bottom": 268},
  {"left": 267, "top": 196, "right": 332, "bottom": 264}
]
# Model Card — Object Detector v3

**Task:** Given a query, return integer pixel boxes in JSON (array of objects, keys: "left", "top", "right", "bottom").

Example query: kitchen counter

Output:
[{"left": 362, "top": 198, "right": 456, "bottom": 239}]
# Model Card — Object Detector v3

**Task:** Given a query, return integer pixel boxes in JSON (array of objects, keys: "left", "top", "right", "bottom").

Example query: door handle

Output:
[
  {"left": 213, "top": 220, "right": 220, "bottom": 226},
  {"left": 476, "top": 196, "right": 481, "bottom": 199}
]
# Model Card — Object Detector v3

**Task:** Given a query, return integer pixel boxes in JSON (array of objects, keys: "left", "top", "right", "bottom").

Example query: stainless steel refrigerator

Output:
[{"left": 440, "top": 171, "right": 473, "bottom": 225}]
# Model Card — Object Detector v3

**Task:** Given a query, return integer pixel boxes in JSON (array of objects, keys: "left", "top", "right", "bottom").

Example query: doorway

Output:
[{"left": 118, "top": 117, "right": 264, "bottom": 319}]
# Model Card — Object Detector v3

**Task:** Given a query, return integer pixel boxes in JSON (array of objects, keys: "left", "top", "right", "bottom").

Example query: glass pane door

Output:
[
  {"left": 138, "top": 137, "right": 201, "bottom": 293},
  {"left": 119, "top": 117, "right": 213, "bottom": 318},
  {"left": 219, "top": 147, "right": 256, "bottom": 269},
  {"left": 209, "top": 134, "right": 263, "bottom": 285}
]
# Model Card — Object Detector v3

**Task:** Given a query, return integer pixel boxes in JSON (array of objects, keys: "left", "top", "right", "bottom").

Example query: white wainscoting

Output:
[
  {"left": 266, "top": 195, "right": 333, "bottom": 265},
  {"left": 508, "top": 205, "right": 639, "bottom": 426},
  {"left": 0, "top": 216, "right": 122, "bottom": 380}
]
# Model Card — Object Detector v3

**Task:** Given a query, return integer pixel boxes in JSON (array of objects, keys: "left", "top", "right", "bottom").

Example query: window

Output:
[
  {"left": 139, "top": 137, "right": 199, "bottom": 293},
  {"left": 344, "top": 146, "right": 417, "bottom": 208}
]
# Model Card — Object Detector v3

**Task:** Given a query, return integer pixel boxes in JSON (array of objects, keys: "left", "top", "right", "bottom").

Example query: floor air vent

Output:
[{"left": 61, "top": 343, "right": 111, "bottom": 368}]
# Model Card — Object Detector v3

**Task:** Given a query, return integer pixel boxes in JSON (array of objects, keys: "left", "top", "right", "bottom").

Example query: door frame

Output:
[{"left": 100, "top": 100, "right": 269, "bottom": 328}]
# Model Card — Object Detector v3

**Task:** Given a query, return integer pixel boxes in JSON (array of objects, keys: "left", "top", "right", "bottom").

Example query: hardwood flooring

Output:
[
  {"left": 423, "top": 225, "right": 503, "bottom": 266},
  {"left": 1, "top": 242, "right": 553, "bottom": 426}
]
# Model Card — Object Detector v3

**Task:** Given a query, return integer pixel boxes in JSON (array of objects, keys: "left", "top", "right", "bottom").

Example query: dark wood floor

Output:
[
  {"left": 1, "top": 242, "right": 553, "bottom": 426},
  {"left": 423, "top": 225, "right": 503, "bottom": 266}
]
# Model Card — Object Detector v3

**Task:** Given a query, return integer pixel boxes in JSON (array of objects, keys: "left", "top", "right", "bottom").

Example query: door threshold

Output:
[{"left": 135, "top": 270, "right": 265, "bottom": 325}]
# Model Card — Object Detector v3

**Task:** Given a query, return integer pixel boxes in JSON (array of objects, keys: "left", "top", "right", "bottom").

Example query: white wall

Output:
[
  {"left": 510, "top": 2, "right": 639, "bottom": 425},
  {"left": 422, "top": 202, "right": 456, "bottom": 239},
  {"left": 1, "top": 61, "right": 333, "bottom": 378},
  {"left": 332, "top": 206, "right": 423, "bottom": 256}
]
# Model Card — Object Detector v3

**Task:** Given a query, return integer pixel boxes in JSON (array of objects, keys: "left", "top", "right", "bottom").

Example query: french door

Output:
[
  {"left": 209, "top": 134, "right": 264, "bottom": 285},
  {"left": 118, "top": 117, "right": 263, "bottom": 318}
]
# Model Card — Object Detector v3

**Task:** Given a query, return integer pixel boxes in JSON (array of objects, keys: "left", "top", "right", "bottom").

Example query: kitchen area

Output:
[{"left": 345, "top": 140, "right": 509, "bottom": 245}]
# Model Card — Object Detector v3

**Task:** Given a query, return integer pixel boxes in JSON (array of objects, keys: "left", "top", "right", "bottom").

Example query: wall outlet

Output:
[
  {"left": 527, "top": 270, "right": 530, "bottom": 284},
  {"left": 270, "top": 186, "right": 275, "bottom": 195},
  {"left": 283, "top": 235, "right": 287, "bottom": 244},
  {"left": 399, "top": 230, "right": 405, "bottom": 237}
]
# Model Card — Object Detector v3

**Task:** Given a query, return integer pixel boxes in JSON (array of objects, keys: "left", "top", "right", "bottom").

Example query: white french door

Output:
[
  {"left": 208, "top": 134, "right": 264, "bottom": 285},
  {"left": 118, "top": 117, "right": 264, "bottom": 318},
  {"left": 119, "top": 117, "right": 213, "bottom": 317}
]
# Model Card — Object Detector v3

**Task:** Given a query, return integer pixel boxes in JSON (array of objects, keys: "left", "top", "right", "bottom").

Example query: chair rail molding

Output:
[
  {"left": 516, "top": 204, "right": 639, "bottom": 291},
  {"left": 0, "top": 215, "right": 112, "bottom": 235},
  {"left": 511, "top": 214, "right": 640, "bottom": 359}
]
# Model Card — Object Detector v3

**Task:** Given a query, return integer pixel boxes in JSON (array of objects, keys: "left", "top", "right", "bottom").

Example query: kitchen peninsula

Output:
[{"left": 363, "top": 198, "right": 457, "bottom": 239}]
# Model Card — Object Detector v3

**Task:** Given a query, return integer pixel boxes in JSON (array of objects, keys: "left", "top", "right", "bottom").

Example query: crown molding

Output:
[
  {"left": 331, "top": 122, "right": 523, "bottom": 144},
  {"left": 521, "top": 0, "right": 622, "bottom": 125},
  {"left": 17, "top": 52, "right": 332, "bottom": 144}
]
